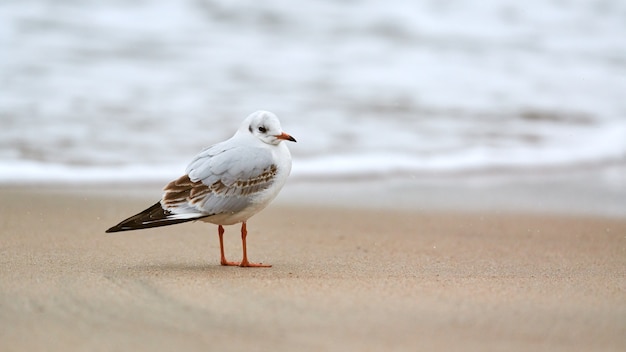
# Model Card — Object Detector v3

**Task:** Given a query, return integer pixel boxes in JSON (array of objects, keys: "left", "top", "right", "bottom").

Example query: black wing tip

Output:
[
  {"left": 104, "top": 201, "right": 209, "bottom": 234},
  {"left": 105, "top": 223, "right": 139, "bottom": 233},
  {"left": 105, "top": 218, "right": 203, "bottom": 234},
  {"left": 105, "top": 225, "right": 126, "bottom": 233},
  {"left": 104, "top": 201, "right": 165, "bottom": 234}
]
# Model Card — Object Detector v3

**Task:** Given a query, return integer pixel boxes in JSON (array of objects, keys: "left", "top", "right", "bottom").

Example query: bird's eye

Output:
[{"left": 258, "top": 126, "right": 267, "bottom": 133}]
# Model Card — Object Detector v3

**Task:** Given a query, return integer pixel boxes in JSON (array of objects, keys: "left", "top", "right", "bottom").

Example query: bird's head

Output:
[{"left": 243, "top": 110, "right": 297, "bottom": 146}]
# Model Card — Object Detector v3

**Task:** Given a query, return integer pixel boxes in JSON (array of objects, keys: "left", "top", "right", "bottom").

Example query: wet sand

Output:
[{"left": 1, "top": 187, "right": 625, "bottom": 351}]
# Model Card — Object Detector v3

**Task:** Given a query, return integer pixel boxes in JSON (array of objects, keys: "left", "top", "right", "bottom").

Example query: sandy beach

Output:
[
  {"left": 1, "top": 186, "right": 625, "bottom": 351},
  {"left": 3, "top": 1, "right": 625, "bottom": 350}
]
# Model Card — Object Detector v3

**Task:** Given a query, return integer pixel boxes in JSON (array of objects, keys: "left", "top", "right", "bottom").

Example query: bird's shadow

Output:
[
  {"left": 118, "top": 260, "right": 287, "bottom": 276},
  {"left": 119, "top": 261, "right": 228, "bottom": 276}
]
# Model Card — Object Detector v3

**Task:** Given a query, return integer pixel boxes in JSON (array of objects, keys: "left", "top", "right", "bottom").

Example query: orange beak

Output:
[{"left": 276, "top": 132, "right": 297, "bottom": 142}]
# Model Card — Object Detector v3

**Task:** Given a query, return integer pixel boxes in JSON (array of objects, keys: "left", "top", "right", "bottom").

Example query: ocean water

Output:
[{"left": 1, "top": 0, "right": 625, "bottom": 183}]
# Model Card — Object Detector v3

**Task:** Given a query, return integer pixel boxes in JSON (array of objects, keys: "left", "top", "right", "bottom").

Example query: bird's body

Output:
[{"left": 106, "top": 111, "right": 296, "bottom": 267}]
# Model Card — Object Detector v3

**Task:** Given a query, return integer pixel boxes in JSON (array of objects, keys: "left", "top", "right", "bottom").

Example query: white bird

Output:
[{"left": 106, "top": 110, "right": 296, "bottom": 267}]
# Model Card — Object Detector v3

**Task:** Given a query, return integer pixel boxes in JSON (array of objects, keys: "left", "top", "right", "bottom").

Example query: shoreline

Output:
[{"left": 3, "top": 158, "right": 624, "bottom": 218}]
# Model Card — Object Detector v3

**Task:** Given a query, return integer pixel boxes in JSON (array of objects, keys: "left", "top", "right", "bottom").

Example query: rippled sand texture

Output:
[{"left": 1, "top": 189, "right": 625, "bottom": 351}]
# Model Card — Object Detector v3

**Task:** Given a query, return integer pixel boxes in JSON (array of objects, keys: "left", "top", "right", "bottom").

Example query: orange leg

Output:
[
  {"left": 218, "top": 225, "right": 240, "bottom": 266},
  {"left": 239, "top": 222, "right": 271, "bottom": 268}
]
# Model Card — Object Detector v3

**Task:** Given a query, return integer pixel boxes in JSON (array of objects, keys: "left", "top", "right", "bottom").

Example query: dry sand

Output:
[{"left": 1, "top": 187, "right": 625, "bottom": 351}]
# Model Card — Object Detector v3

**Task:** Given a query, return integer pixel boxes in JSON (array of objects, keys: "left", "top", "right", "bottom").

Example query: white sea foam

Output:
[{"left": 1, "top": 0, "right": 625, "bottom": 183}]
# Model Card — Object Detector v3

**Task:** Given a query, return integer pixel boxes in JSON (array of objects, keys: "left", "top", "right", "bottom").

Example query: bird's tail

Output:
[{"left": 105, "top": 201, "right": 206, "bottom": 233}]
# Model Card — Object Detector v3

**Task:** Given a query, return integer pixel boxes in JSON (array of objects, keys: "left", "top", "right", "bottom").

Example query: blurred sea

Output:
[{"left": 1, "top": 0, "right": 625, "bottom": 183}]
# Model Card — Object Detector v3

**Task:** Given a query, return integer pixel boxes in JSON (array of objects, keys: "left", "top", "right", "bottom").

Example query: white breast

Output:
[{"left": 200, "top": 142, "right": 292, "bottom": 226}]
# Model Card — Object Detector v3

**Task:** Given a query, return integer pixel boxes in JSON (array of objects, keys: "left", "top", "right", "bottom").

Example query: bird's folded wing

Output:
[{"left": 161, "top": 145, "right": 277, "bottom": 216}]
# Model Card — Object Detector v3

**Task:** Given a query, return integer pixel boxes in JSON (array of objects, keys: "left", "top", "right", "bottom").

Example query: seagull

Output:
[{"left": 106, "top": 110, "right": 296, "bottom": 267}]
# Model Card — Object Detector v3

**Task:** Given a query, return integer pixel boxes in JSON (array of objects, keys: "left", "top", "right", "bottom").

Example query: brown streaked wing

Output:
[
  {"left": 209, "top": 164, "right": 278, "bottom": 197},
  {"left": 162, "top": 164, "right": 278, "bottom": 209},
  {"left": 162, "top": 175, "right": 210, "bottom": 208}
]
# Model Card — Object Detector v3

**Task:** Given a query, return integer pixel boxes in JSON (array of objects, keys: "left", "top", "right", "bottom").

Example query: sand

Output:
[{"left": 1, "top": 186, "right": 625, "bottom": 351}]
